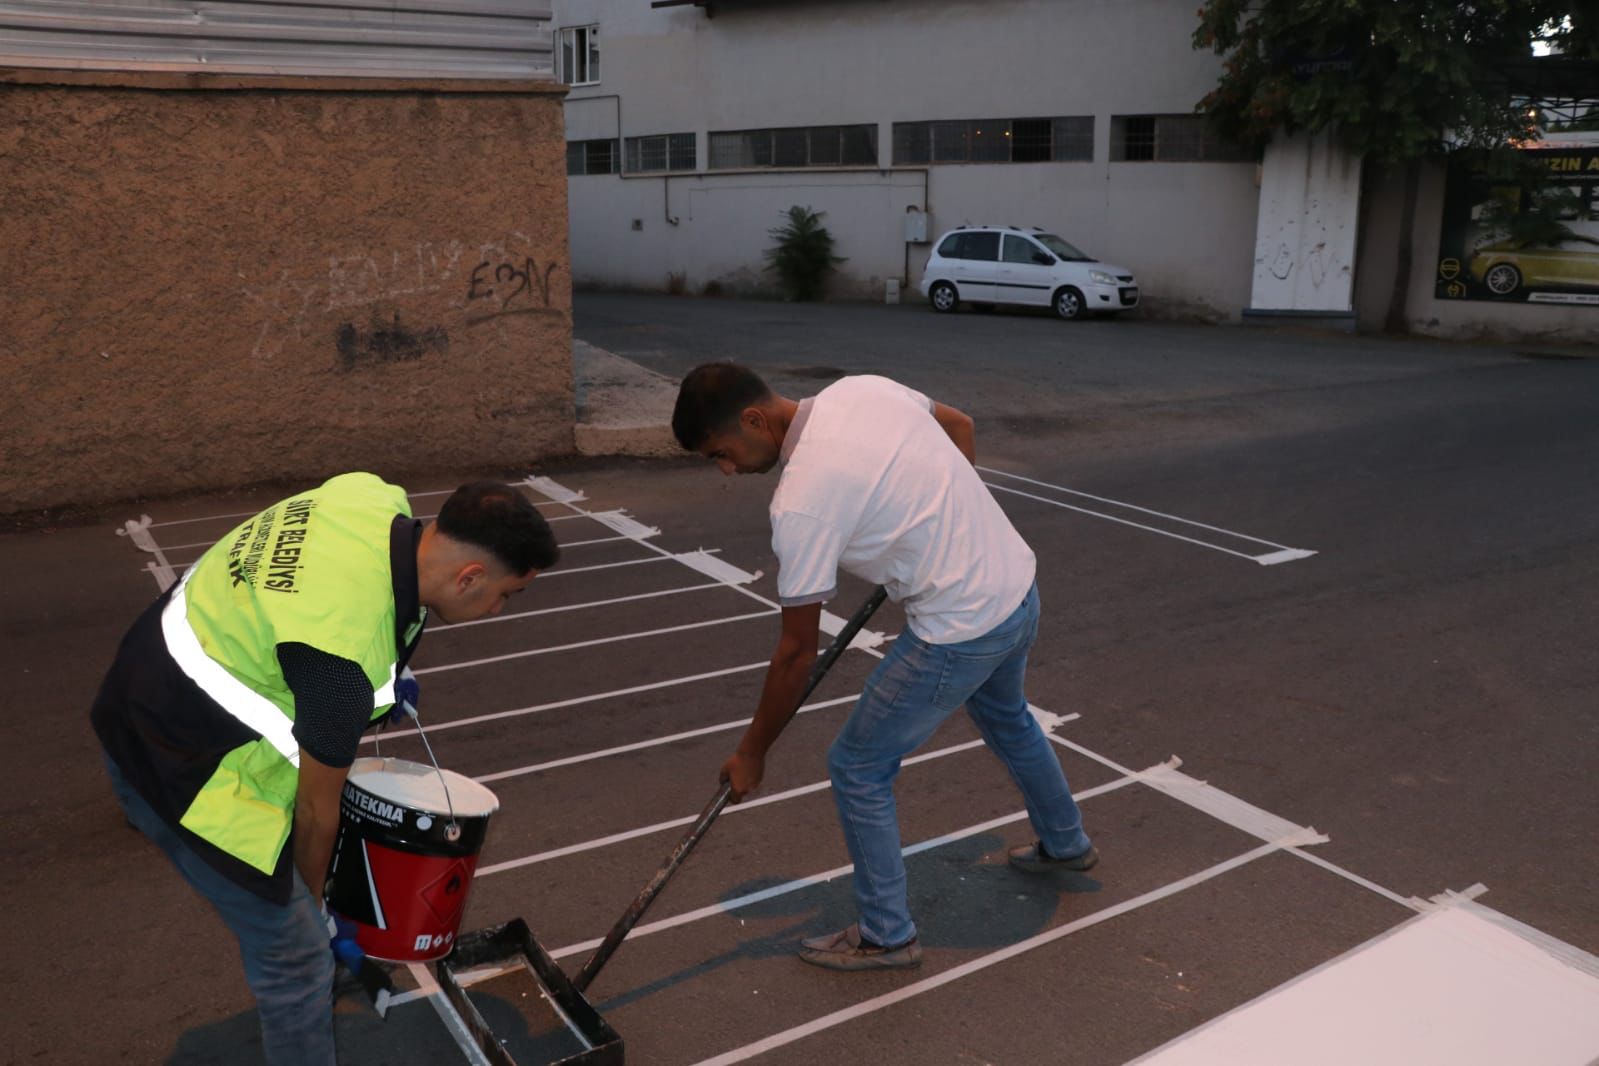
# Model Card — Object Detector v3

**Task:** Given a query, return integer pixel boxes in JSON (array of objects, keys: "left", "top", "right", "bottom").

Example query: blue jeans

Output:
[
  {"left": 828, "top": 583, "right": 1090, "bottom": 947},
  {"left": 104, "top": 756, "right": 337, "bottom": 1065}
]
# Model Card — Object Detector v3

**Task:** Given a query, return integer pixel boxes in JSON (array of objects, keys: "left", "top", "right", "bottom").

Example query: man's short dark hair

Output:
[
  {"left": 436, "top": 481, "right": 560, "bottom": 574},
  {"left": 672, "top": 362, "right": 773, "bottom": 451}
]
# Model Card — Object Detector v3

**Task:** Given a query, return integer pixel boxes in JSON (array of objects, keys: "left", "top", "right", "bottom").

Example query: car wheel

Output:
[
  {"left": 929, "top": 281, "right": 959, "bottom": 313},
  {"left": 1052, "top": 286, "right": 1086, "bottom": 320},
  {"left": 1483, "top": 263, "right": 1522, "bottom": 297}
]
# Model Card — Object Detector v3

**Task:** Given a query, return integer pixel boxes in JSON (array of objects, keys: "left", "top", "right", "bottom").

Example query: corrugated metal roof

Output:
[{"left": 0, "top": 0, "right": 553, "bottom": 79}]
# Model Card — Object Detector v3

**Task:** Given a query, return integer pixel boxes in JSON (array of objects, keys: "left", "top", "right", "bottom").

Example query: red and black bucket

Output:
[{"left": 324, "top": 756, "right": 500, "bottom": 963}]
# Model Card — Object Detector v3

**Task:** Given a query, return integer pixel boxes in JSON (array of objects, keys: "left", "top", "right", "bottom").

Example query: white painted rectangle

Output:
[{"left": 1131, "top": 901, "right": 1599, "bottom": 1066}]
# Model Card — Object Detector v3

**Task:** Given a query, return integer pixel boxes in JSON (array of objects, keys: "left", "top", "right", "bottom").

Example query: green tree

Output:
[
  {"left": 765, "top": 206, "right": 845, "bottom": 302},
  {"left": 1192, "top": 1, "right": 1592, "bottom": 330}
]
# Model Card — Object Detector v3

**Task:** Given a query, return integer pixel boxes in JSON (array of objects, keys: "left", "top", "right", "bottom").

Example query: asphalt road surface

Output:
[{"left": 6, "top": 294, "right": 1595, "bottom": 1064}]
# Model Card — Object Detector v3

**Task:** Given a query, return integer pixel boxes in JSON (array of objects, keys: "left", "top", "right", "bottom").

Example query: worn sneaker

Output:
[
  {"left": 798, "top": 924, "right": 923, "bottom": 971},
  {"left": 1007, "top": 841, "right": 1099, "bottom": 873}
]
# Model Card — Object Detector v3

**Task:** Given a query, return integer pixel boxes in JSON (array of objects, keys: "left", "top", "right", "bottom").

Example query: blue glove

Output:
[
  {"left": 377, "top": 667, "right": 419, "bottom": 729},
  {"left": 326, "top": 907, "right": 365, "bottom": 970}
]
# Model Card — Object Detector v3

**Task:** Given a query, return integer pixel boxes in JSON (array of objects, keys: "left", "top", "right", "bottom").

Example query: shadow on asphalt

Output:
[{"left": 588, "top": 832, "right": 1100, "bottom": 1015}]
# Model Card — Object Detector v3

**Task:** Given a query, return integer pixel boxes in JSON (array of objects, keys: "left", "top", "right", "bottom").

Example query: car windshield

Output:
[{"left": 1035, "top": 234, "right": 1090, "bottom": 261}]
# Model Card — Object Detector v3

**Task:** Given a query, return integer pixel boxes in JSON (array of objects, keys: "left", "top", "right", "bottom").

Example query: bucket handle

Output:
[{"left": 389, "top": 698, "right": 461, "bottom": 843}]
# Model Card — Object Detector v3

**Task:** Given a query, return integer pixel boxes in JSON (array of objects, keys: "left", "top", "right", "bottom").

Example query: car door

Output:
[
  {"left": 953, "top": 231, "right": 1002, "bottom": 300},
  {"left": 997, "top": 234, "right": 1056, "bottom": 307}
]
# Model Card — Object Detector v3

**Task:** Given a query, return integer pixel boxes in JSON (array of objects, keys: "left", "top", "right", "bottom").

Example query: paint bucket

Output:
[{"left": 324, "top": 756, "right": 500, "bottom": 963}]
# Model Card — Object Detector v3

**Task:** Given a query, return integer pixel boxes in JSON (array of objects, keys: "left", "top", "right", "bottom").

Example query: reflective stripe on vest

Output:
[
  {"left": 162, "top": 569, "right": 302, "bottom": 767},
  {"left": 163, "top": 570, "right": 399, "bottom": 764}
]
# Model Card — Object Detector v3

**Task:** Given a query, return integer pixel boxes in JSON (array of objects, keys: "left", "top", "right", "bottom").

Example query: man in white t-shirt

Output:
[{"left": 671, "top": 363, "right": 1095, "bottom": 971}]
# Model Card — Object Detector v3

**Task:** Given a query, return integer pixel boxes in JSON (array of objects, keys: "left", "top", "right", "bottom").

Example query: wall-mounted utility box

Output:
[{"left": 904, "top": 207, "right": 929, "bottom": 243}]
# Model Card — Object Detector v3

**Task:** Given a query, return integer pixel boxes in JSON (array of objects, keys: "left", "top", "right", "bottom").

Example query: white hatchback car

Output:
[{"left": 919, "top": 226, "right": 1139, "bottom": 320}]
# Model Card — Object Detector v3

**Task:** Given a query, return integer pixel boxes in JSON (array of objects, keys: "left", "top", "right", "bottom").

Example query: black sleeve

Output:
[{"left": 278, "top": 642, "right": 375, "bottom": 769}]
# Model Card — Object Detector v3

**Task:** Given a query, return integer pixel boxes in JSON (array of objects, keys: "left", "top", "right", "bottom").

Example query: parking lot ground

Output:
[{"left": 6, "top": 299, "right": 1598, "bottom": 1064}]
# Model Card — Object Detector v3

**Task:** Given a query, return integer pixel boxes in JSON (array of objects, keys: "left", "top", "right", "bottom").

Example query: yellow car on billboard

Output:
[{"left": 1469, "top": 236, "right": 1599, "bottom": 297}]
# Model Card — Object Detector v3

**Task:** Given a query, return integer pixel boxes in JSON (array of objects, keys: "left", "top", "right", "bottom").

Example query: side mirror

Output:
[{"left": 1032, "top": 252, "right": 1054, "bottom": 265}]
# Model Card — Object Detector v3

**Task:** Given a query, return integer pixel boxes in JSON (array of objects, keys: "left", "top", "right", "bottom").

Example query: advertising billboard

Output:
[{"left": 1435, "top": 144, "right": 1599, "bottom": 307}]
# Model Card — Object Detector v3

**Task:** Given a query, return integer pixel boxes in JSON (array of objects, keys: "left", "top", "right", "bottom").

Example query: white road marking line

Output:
[
  {"left": 690, "top": 837, "right": 1314, "bottom": 1066},
  {"left": 410, "top": 610, "right": 776, "bottom": 676},
  {"left": 475, "top": 738, "right": 992, "bottom": 877},
  {"left": 539, "top": 551, "right": 725, "bottom": 579},
  {"left": 385, "top": 770, "right": 1138, "bottom": 1009},
  {"left": 406, "top": 962, "right": 493, "bottom": 1066},
  {"left": 985, "top": 483, "right": 1271, "bottom": 562},
  {"left": 145, "top": 495, "right": 566, "bottom": 530},
  {"left": 427, "top": 581, "right": 726, "bottom": 632},
  {"left": 1045, "top": 731, "right": 1419, "bottom": 911},
  {"left": 551, "top": 533, "right": 642, "bottom": 549},
  {"left": 362, "top": 660, "right": 773, "bottom": 746},
  {"left": 523, "top": 477, "right": 885, "bottom": 646},
  {"left": 979, "top": 465, "right": 1306, "bottom": 550},
  {"left": 472, "top": 695, "right": 866, "bottom": 784},
  {"left": 1284, "top": 848, "right": 1426, "bottom": 912}
]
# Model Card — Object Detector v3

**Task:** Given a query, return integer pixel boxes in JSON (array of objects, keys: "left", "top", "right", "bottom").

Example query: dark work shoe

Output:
[
  {"left": 1008, "top": 841, "right": 1099, "bottom": 874},
  {"left": 798, "top": 924, "right": 923, "bottom": 971}
]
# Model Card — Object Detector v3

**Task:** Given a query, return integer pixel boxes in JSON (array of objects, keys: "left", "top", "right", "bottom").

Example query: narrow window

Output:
[{"left": 558, "top": 26, "right": 600, "bottom": 87}]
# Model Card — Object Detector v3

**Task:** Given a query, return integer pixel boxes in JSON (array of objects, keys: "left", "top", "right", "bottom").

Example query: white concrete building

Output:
[
  {"left": 551, "top": 0, "right": 1262, "bottom": 320},
  {"left": 551, "top": 0, "right": 1599, "bottom": 342}
]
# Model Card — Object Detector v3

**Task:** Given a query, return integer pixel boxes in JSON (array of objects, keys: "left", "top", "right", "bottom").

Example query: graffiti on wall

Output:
[{"left": 240, "top": 234, "right": 563, "bottom": 360}]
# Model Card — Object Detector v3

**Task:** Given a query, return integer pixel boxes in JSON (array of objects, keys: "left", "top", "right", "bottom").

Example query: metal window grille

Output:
[
  {"left": 709, "top": 125, "right": 875, "bottom": 169},
  {"left": 1113, "top": 115, "right": 1249, "bottom": 162},
  {"left": 931, "top": 121, "right": 970, "bottom": 163},
  {"left": 892, "top": 122, "right": 931, "bottom": 165},
  {"left": 567, "top": 138, "right": 618, "bottom": 175},
  {"left": 839, "top": 125, "right": 877, "bottom": 165},
  {"left": 625, "top": 132, "right": 697, "bottom": 172},
  {"left": 894, "top": 117, "right": 1094, "bottom": 165},
  {"left": 1051, "top": 117, "right": 1094, "bottom": 161},
  {"left": 971, "top": 119, "right": 1012, "bottom": 162},
  {"left": 1010, "top": 118, "right": 1052, "bottom": 162},
  {"left": 1113, "top": 116, "right": 1157, "bottom": 161},
  {"left": 809, "top": 126, "right": 843, "bottom": 166},
  {"left": 668, "top": 133, "right": 697, "bottom": 170}
]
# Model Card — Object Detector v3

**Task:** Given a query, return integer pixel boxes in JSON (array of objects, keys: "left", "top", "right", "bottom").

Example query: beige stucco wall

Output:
[{"left": 0, "top": 70, "right": 573, "bottom": 516}]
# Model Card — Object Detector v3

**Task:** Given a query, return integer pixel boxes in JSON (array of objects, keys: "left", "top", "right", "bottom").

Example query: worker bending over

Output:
[
  {"left": 92, "top": 474, "right": 558, "bottom": 1063},
  {"left": 672, "top": 366, "right": 1095, "bottom": 972}
]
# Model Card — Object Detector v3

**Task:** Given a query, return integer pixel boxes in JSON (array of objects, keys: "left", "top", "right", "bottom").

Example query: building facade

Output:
[{"left": 553, "top": 0, "right": 1262, "bottom": 319}]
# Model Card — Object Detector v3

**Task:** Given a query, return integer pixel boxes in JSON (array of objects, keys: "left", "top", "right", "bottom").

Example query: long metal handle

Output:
[{"left": 572, "top": 585, "right": 889, "bottom": 994}]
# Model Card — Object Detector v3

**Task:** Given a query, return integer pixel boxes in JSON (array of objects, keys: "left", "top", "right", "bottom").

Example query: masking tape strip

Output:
[
  {"left": 119, "top": 515, "right": 178, "bottom": 591},
  {"left": 1135, "top": 761, "right": 1327, "bottom": 847},
  {"left": 523, "top": 475, "right": 587, "bottom": 505},
  {"left": 1437, "top": 893, "right": 1599, "bottom": 978},
  {"left": 1254, "top": 548, "right": 1318, "bottom": 566},
  {"left": 819, "top": 608, "right": 887, "bottom": 651},
  {"left": 674, "top": 549, "right": 761, "bottom": 586},
  {"left": 587, "top": 509, "right": 660, "bottom": 540}
]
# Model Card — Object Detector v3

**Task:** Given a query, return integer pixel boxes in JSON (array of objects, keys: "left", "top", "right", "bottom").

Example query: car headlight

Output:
[{"left": 1089, "top": 270, "right": 1117, "bottom": 285}]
